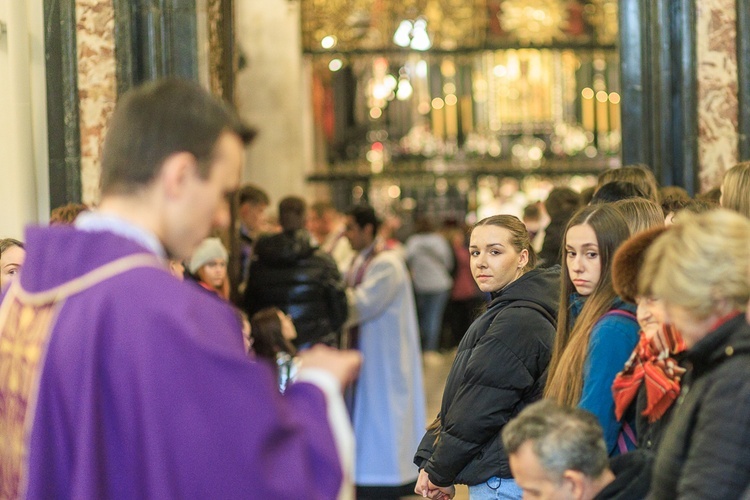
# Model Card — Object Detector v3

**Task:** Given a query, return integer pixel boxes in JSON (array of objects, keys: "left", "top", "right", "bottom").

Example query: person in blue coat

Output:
[{"left": 545, "top": 204, "right": 640, "bottom": 456}]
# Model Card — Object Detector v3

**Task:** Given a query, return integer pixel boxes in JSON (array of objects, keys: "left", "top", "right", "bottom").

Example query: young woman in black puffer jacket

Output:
[{"left": 413, "top": 215, "right": 559, "bottom": 500}]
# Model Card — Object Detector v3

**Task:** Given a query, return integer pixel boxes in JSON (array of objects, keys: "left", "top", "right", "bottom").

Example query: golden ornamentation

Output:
[
  {"left": 499, "top": 0, "right": 568, "bottom": 45},
  {"left": 0, "top": 292, "right": 59, "bottom": 499}
]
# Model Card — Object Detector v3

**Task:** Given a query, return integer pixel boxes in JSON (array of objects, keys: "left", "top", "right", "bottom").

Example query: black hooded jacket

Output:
[
  {"left": 243, "top": 230, "right": 347, "bottom": 346},
  {"left": 649, "top": 314, "right": 750, "bottom": 499},
  {"left": 414, "top": 266, "right": 560, "bottom": 486}
]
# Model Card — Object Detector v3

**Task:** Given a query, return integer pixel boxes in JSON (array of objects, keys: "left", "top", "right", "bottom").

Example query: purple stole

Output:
[
  {"left": 343, "top": 245, "right": 378, "bottom": 417},
  {"left": 344, "top": 245, "right": 378, "bottom": 351}
]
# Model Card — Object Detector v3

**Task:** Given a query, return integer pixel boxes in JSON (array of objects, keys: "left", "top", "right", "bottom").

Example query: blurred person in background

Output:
[
  {"left": 344, "top": 205, "right": 426, "bottom": 499},
  {"left": 308, "top": 200, "right": 356, "bottom": 273},
  {"left": 612, "top": 198, "right": 664, "bottom": 235},
  {"left": 596, "top": 165, "right": 659, "bottom": 203},
  {"left": 244, "top": 196, "right": 347, "bottom": 348},
  {"left": 538, "top": 188, "right": 582, "bottom": 268},
  {"left": 249, "top": 307, "right": 300, "bottom": 393},
  {"left": 236, "top": 183, "right": 269, "bottom": 292},
  {"left": 49, "top": 203, "right": 89, "bottom": 225},
  {"left": 0, "top": 238, "right": 25, "bottom": 293},
  {"left": 406, "top": 215, "right": 454, "bottom": 357},
  {"left": 189, "top": 237, "right": 230, "bottom": 300},
  {"left": 443, "top": 221, "right": 484, "bottom": 348}
]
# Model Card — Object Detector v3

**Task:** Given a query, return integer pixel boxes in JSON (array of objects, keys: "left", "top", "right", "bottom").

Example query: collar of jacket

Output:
[{"left": 684, "top": 313, "right": 750, "bottom": 374}]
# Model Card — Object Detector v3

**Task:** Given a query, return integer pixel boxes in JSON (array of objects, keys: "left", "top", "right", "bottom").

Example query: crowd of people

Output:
[{"left": 1, "top": 78, "right": 750, "bottom": 500}]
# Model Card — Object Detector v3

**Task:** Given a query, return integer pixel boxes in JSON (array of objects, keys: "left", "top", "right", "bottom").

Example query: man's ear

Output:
[
  {"left": 561, "top": 470, "right": 586, "bottom": 500},
  {"left": 160, "top": 152, "right": 197, "bottom": 199}
]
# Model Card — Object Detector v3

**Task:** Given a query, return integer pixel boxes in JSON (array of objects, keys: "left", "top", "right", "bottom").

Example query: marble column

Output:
[
  {"left": 696, "top": 0, "right": 739, "bottom": 191},
  {"left": 75, "top": 0, "right": 117, "bottom": 206}
]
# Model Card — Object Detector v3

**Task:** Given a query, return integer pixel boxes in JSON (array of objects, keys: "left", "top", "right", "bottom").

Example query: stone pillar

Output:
[
  {"left": 0, "top": 0, "right": 48, "bottom": 237},
  {"left": 235, "top": 0, "right": 313, "bottom": 206}
]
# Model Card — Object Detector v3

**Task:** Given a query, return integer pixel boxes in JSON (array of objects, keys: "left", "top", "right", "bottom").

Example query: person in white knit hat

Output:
[{"left": 189, "top": 237, "right": 230, "bottom": 300}]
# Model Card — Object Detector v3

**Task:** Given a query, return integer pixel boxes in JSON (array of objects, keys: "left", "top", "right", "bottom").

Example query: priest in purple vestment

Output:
[{"left": 0, "top": 79, "right": 360, "bottom": 500}]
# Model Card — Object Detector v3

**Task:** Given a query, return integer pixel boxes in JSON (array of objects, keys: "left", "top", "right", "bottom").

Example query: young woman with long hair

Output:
[
  {"left": 544, "top": 204, "right": 639, "bottom": 456},
  {"left": 414, "top": 215, "right": 559, "bottom": 500}
]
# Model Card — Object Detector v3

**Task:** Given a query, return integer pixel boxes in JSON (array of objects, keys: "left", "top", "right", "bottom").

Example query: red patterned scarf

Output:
[{"left": 613, "top": 324, "right": 686, "bottom": 423}]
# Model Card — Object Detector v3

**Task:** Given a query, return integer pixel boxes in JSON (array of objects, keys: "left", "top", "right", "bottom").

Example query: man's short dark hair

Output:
[
  {"left": 347, "top": 205, "right": 381, "bottom": 235},
  {"left": 310, "top": 200, "right": 335, "bottom": 218},
  {"left": 238, "top": 184, "right": 270, "bottom": 206},
  {"left": 101, "top": 79, "right": 255, "bottom": 195},
  {"left": 545, "top": 188, "right": 582, "bottom": 222},
  {"left": 502, "top": 400, "right": 609, "bottom": 481},
  {"left": 279, "top": 196, "right": 307, "bottom": 231},
  {"left": 590, "top": 181, "right": 647, "bottom": 205}
]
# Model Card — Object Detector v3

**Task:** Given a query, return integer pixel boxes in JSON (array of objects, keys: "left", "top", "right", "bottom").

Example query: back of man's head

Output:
[
  {"left": 590, "top": 181, "right": 647, "bottom": 205},
  {"left": 503, "top": 400, "right": 609, "bottom": 481},
  {"left": 347, "top": 205, "right": 381, "bottom": 235},
  {"left": 545, "top": 188, "right": 582, "bottom": 222},
  {"left": 279, "top": 196, "right": 307, "bottom": 231},
  {"left": 239, "top": 184, "right": 270, "bottom": 207},
  {"left": 101, "top": 79, "right": 254, "bottom": 196}
]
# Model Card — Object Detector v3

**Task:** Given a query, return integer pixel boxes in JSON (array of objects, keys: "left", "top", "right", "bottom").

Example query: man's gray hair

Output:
[{"left": 502, "top": 400, "right": 609, "bottom": 480}]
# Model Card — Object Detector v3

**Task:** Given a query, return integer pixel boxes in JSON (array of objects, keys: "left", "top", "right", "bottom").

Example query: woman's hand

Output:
[{"left": 414, "top": 470, "right": 455, "bottom": 499}]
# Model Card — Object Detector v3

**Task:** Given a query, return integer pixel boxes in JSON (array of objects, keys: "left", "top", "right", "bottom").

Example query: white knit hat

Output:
[{"left": 188, "top": 238, "right": 228, "bottom": 274}]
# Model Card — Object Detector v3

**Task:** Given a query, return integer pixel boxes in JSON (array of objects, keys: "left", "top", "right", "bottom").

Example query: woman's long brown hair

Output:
[{"left": 544, "top": 204, "right": 630, "bottom": 406}]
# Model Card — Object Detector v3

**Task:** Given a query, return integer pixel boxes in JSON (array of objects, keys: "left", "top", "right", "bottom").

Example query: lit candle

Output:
[
  {"left": 432, "top": 105, "right": 445, "bottom": 140},
  {"left": 461, "top": 96, "right": 474, "bottom": 135},
  {"left": 609, "top": 92, "right": 621, "bottom": 131},
  {"left": 581, "top": 87, "right": 594, "bottom": 132},
  {"left": 445, "top": 95, "right": 458, "bottom": 139},
  {"left": 595, "top": 90, "right": 609, "bottom": 134}
]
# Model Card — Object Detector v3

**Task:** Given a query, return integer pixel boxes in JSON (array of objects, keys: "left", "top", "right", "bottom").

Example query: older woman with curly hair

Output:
[{"left": 643, "top": 209, "right": 750, "bottom": 499}]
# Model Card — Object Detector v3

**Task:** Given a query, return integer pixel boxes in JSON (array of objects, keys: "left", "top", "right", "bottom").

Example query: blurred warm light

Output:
[
  {"left": 321, "top": 36, "right": 337, "bottom": 49},
  {"left": 388, "top": 185, "right": 401, "bottom": 198},
  {"left": 369, "top": 107, "right": 383, "bottom": 119},
  {"left": 609, "top": 92, "right": 621, "bottom": 104},
  {"left": 432, "top": 97, "right": 445, "bottom": 109},
  {"left": 596, "top": 90, "right": 608, "bottom": 103},
  {"left": 397, "top": 80, "right": 413, "bottom": 100},
  {"left": 329, "top": 59, "right": 343, "bottom": 71},
  {"left": 445, "top": 94, "right": 458, "bottom": 106},
  {"left": 581, "top": 87, "right": 594, "bottom": 99}
]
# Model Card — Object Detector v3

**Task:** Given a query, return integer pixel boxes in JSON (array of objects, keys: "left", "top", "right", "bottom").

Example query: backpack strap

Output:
[
  {"left": 601, "top": 308, "right": 638, "bottom": 323},
  {"left": 617, "top": 420, "right": 637, "bottom": 454}
]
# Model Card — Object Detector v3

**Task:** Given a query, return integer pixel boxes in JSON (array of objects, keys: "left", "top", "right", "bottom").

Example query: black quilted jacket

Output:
[
  {"left": 243, "top": 230, "right": 347, "bottom": 346},
  {"left": 414, "top": 266, "right": 560, "bottom": 487},
  {"left": 649, "top": 314, "right": 750, "bottom": 499}
]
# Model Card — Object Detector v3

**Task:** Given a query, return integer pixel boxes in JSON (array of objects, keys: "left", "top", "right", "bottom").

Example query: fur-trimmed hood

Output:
[{"left": 611, "top": 226, "right": 668, "bottom": 304}]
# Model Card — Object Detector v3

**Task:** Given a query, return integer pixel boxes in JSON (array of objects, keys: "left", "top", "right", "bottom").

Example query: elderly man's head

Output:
[{"left": 503, "top": 400, "right": 612, "bottom": 500}]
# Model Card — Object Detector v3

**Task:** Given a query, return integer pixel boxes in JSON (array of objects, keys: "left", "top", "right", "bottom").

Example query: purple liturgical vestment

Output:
[{"left": 0, "top": 225, "right": 351, "bottom": 499}]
